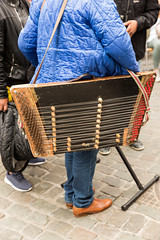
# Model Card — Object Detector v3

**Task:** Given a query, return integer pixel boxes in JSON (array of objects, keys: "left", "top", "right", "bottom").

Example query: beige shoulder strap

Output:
[
  {"left": 32, "top": 0, "right": 68, "bottom": 84},
  {"left": 41, "top": 0, "right": 46, "bottom": 11}
]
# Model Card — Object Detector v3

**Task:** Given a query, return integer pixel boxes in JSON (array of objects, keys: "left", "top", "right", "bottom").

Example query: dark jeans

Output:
[{"left": 64, "top": 149, "right": 98, "bottom": 208}]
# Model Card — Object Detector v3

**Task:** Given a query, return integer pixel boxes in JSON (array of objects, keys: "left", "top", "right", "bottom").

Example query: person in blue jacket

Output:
[{"left": 18, "top": 0, "right": 139, "bottom": 217}]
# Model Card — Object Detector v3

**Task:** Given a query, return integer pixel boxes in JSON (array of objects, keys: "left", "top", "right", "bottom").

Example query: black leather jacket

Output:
[
  {"left": 114, "top": 0, "right": 159, "bottom": 61},
  {"left": 0, "top": 0, "right": 30, "bottom": 99}
]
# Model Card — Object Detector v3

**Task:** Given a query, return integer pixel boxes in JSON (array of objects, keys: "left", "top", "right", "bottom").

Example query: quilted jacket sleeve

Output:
[
  {"left": 87, "top": 0, "right": 139, "bottom": 74},
  {"left": 0, "top": 18, "right": 8, "bottom": 99},
  {"left": 18, "top": 17, "right": 38, "bottom": 67},
  {"left": 18, "top": 0, "right": 44, "bottom": 67}
]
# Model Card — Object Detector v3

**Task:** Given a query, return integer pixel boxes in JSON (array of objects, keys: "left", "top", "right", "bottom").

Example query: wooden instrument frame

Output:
[{"left": 11, "top": 71, "right": 156, "bottom": 157}]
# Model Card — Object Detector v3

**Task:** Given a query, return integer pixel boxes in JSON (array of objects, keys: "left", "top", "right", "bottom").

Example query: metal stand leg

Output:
[{"left": 116, "top": 146, "right": 159, "bottom": 211}]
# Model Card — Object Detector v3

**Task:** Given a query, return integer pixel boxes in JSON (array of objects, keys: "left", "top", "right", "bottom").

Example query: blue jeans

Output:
[{"left": 64, "top": 149, "right": 98, "bottom": 208}]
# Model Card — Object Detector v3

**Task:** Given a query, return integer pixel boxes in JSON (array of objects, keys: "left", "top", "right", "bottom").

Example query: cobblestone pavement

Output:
[{"left": 0, "top": 58, "right": 160, "bottom": 240}]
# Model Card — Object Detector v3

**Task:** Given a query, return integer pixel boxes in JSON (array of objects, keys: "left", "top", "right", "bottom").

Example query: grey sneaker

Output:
[
  {"left": 130, "top": 140, "right": 144, "bottom": 151},
  {"left": 28, "top": 157, "right": 46, "bottom": 166},
  {"left": 4, "top": 172, "right": 32, "bottom": 192},
  {"left": 99, "top": 147, "right": 111, "bottom": 155}
]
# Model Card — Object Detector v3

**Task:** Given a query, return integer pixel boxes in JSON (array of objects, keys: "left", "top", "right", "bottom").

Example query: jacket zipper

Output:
[
  {"left": 9, "top": 8, "right": 24, "bottom": 76},
  {"left": 9, "top": 54, "right": 15, "bottom": 77},
  {"left": 14, "top": 8, "right": 24, "bottom": 29}
]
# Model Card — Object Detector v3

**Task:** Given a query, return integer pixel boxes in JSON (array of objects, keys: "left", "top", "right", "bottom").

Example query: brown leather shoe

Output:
[
  {"left": 73, "top": 198, "right": 112, "bottom": 217},
  {"left": 66, "top": 187, "right": 96, "bottom": 209},
  {"left": 66, "top": 203, "right": 73, "bottom": 209}
]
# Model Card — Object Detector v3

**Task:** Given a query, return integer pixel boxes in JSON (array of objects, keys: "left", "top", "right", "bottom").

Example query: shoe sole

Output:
[
  {"left": 73, "top": 205, "right": 112, "bottom": 217},
  {"left": 99, "top": 150, "right": 111, "bottom": 155},
  {"left": 4, "top": 177, "right": 32, "bottom": 192},
  {"left": 28, "top": 161, "right": 46, "bottom": 166},
  {"left": 130, "top": 145, "right": 144, "bottom": 151},
  {"left": 66, "top": 204, "right": 73, "bottom": 209}
]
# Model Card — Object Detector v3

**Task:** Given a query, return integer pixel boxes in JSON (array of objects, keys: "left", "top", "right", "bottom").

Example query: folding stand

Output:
[{"left": 116, "top": 146, "right": 159, "bottom": 211}]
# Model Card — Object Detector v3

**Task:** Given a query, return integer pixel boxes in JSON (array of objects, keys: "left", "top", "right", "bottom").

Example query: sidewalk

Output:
[{"left": 0, "top": 57, "right": 160, "bottom": 240}]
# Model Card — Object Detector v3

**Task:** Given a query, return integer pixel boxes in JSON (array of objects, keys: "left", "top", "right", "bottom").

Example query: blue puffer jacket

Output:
[{"left": 18, "top": 0, "right": 139, "bottom": 84}]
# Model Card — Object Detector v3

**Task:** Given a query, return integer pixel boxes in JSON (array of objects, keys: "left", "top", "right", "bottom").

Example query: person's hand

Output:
[
  {"left": 0, "top": 98, "right": 8, "bottom": 112},
  {"left": 124, "top": 20, "right": 138, "bottom": 37}
]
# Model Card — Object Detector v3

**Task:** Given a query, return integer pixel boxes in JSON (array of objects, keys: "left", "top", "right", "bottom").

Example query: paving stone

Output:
[
  {"left": 132, "top": 168, "right": 146, "bottom": 178},
  {"left": 31, "top": 181, "right": 53, "bottom": 195},
  {"left": 92, "top": 179, "right": 105, "bottom": 191},
  {"left": 39, "top": 161, "right": 56, "bottom": 171},
  {"left": 22, "top": 224, "right": 42, "bottom": 239},
  {"left": 102, "top": 175, "right": 125, "bottom": 188},
  {"left": 123, "top": 182, "right": 134, "bottom": 190},
  {"left": 116, "top": 232, "right": 146, "bottom": 240},
  {"left": 43, "top": 186, "right": 63, "bottom": 200},
  {"left": 122, "top": 214, "right": 146, "bottom": 233},
  {"left": 114, "top": 170, "right": 133, "bottom": 182},
  {"left": 27, "top": 211, "right": 49, "bottom": 226},
  {"left": 31, "top": 198, "right": 56, "bottom": 213},
  {"left": 95, "top": 236, "right": 111, "bottom": 240},
  {"left": 0, "top": 227, "right": 4, "bottom": 233},
  {"left": 93, "top": 171, "right": 109, "bottom": 181},
  {"left": 7, "top": 204, "right": 32, "bottom": 219},
  {"left": 50, "top": 165, "right": 66, "bottom": 175},
  {"left": 96, "top": 164, "right": 114, "bottom": 175},
  {"left": 126, "top": 157, "right": 140, "bottom": 167},
  {"left": 96, "top": 192, "right": 115, "bottom": 201},
  {"left": 55, "top": 196, "right": 66, "bottom": 207},
  {"left": 0, "top": 212, "right": 5, "bottom": 219},
  {"left": 71, "top": 216, "right": 97, "bottom": 229},
  {"left": 0, "top": 229, "right": 22, "bottom": 240},
  {"left": 137, "top": 172, "right": 157, "bottom": 185},
  {"left": 120, "top": 146, "right": 143, "bottom": 159},
  {"left": 112, "top": 162, "right": 128, "bottom": 172},
  {"left": 92, "top": 223, "right": 120, "bottom": 239},
  {"left": 149, "top": 164, "right": 160, "bottom": 175},
  {"left": 68, "top": 227, "right": 97, "bottom": 240},
  {"left": 0, "top": 216, "right": 25, "bottom": 231},
  {"left": 135, "top": 205, "right": 160, "bottom": 220},
  {"left": 27, "top": 177, "right": 41, "bottom": 186},
  {"left": 0, "top": 182, "right": 14, "bottom": 197},
  {"left": 141, "top": 221, "right": 160, "bottom": 240},
  {"left": 25, "top": 167, "right": 46, "bottom": 178},
  {"left": 9, "top": 192, "right": 36, "bottom": 205},
  {"left": 122, "top": 185, "right": 139, "bottom": 198},
  {"left": 139, "top": 153, "right": 156, "bottom": 163},
  {"left": 36, "top": 231, "right": 64, "bottom": 240},
  {"left": 107, "top": 209, "right": 130, "bottom": 228},
  {"left": 154, "top": 179, "right": 160, "bottom": 201},
  {"left": 100, "top": 184, "right": 123, "bottom": 198},
  {"left": 51, "top": 208, "right": 73, "bottom": 220},
  {"left": 42, "top": 173, "right": 66, "bottom": 184},
  {"left": 97, "top": 155, "right": 116, "bottom": 167},
  {"left": 21, "top": 238, "right": 31, "bottom": 240},
  {"left": 0, "top": 174, "right": 5, "bottom": 182},
  {"left": 155, "top": 154, "right": 160, "bottom": 164},
  {"left": 113, "top": 196, "right": 130, "bottom": 208},
  {"left": 47, "top": 220, "right": 73, "bottom": 236},
  {"left": 0, "top": 197, "right": 12, "bottom": 209},
  {"left": 149, "top": 141, "right": 160, "bottom": 150},
  {"left": 51, "top": 155, "right": 65, "bottom": 166},
  {"left": 92, "top": 205, "right": 115, "bottom": 222},
  {"left": 0, "top": 164, "right": 5, "bottom": 172}
]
